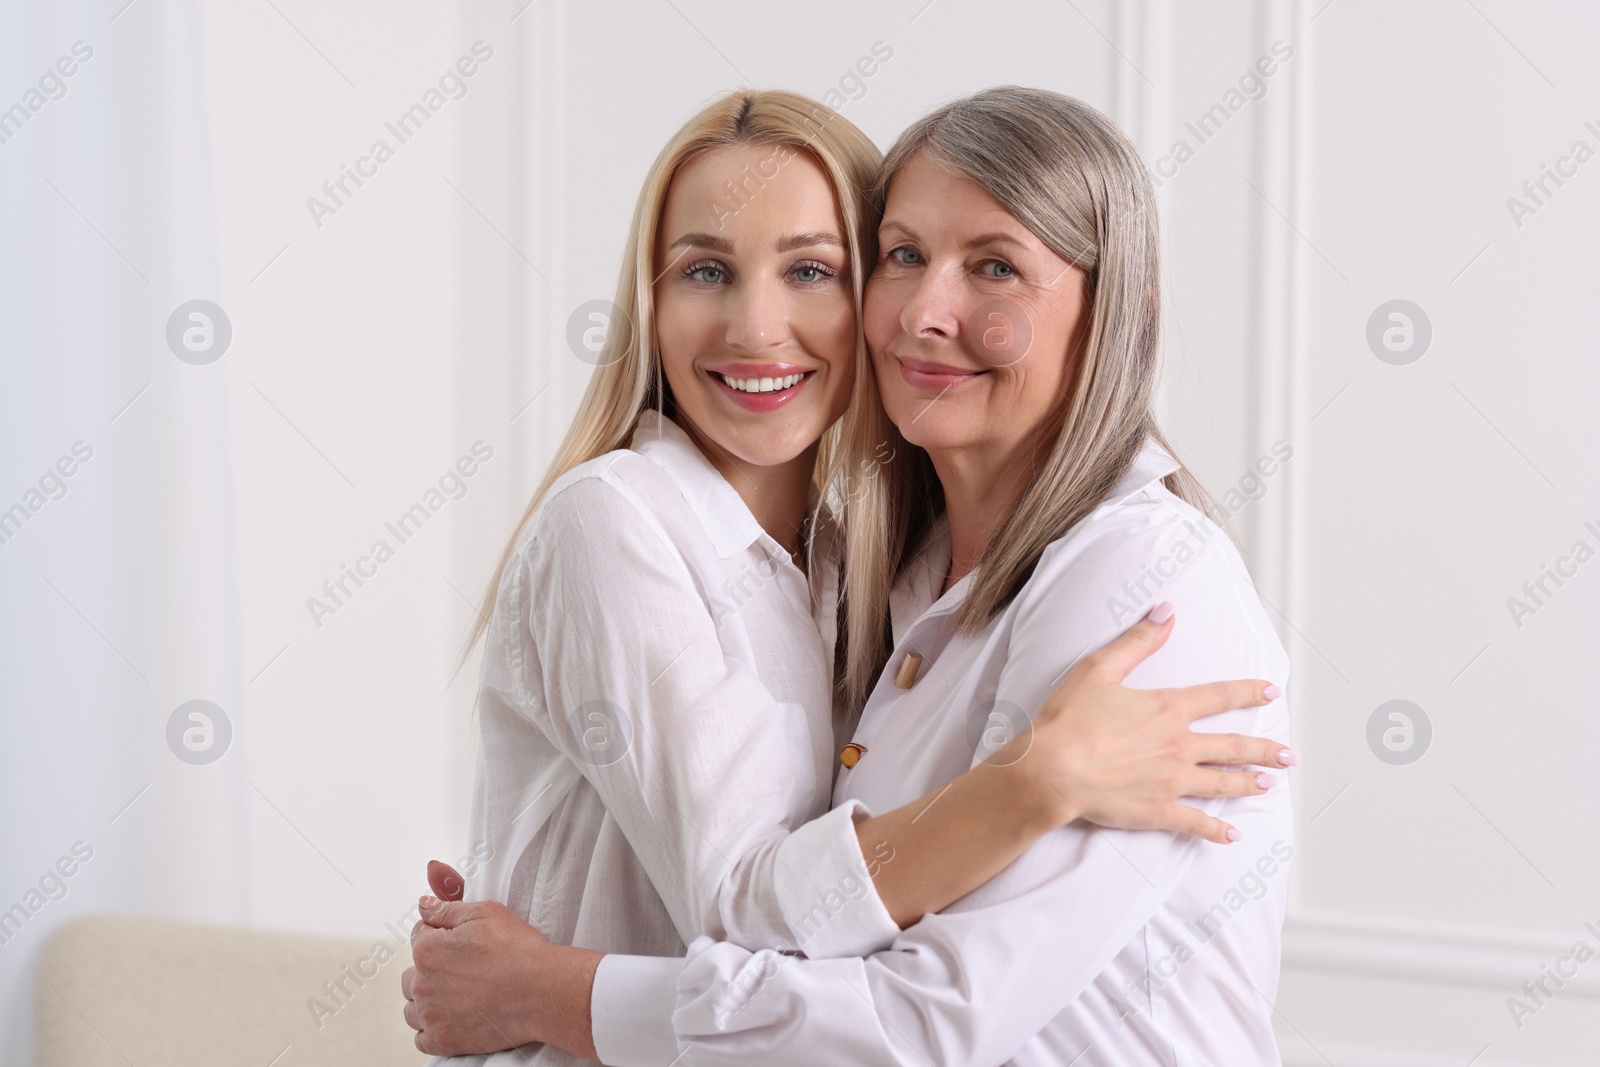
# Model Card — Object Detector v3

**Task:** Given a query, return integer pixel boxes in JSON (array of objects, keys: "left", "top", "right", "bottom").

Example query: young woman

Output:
[{"left": 406, "top": 89, "right": 1292, "bottom": 1063}]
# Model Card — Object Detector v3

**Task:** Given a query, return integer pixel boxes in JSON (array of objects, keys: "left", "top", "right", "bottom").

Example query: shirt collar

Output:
[
  {"left": 628, "top": 409, "right": 767, "bottom": 559},
  {"left": 886, "top": 439, "right": 1181, "bottom": 637},
  {"left": 1105, "top": 438, "right": 1181, "bottom": 505}
]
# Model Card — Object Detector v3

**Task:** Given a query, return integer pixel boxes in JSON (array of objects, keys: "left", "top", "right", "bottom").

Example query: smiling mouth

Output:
[
  {"left": 708, "top": 368, "right": 816, "bottom": 410},
  {"left": 894, "top": 355, "right": 989, "bottom": 389},
  {"left": 716, "top": 371, "right": 811, "bottom": 394}
]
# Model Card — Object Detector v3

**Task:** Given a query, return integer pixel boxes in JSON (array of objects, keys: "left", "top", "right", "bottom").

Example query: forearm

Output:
[
  {"left": 855, "top": 754, "right": 1065, "bottom": 928},
  {"left": 597, "top": 814, "right": 1200, "bottom": 1067}
]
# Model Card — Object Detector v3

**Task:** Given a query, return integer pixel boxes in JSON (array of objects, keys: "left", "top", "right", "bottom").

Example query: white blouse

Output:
[
  {"left": 445, "top": 410, "right": 900, "bottom": 1067},
  {"left": 590, "top": 442, "right": 1296, "bottom": 1066}
]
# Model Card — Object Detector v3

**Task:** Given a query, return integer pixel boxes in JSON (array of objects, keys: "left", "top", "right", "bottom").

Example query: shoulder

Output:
[
  {"left": 1012, "top": 479, "right": 1287, "bottom": 688},
  {"left": 1020, "top": 483, "right": 1234, "bottom": 613},
  {"left": 516, "top": 448, "right": 694, "bottom": 572}
]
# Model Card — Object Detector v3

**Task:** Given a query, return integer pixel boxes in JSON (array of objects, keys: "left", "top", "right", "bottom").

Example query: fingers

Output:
[
  {"left": 1170, "top": 678, "right": 1282, "bottom": 722},
  {"left": 1159, "top": 801, "right": 1239, "bottom": 845},
  {"left": 1193, "top": 732, "right": 1298, "bottom": 769},
  {"left": 1083, "top": 602, "right": 1176, "bottom": 680},
  {"left": 1188, "top": 767, "right": 1277, "bottom": 799},
  {"left": 401, "top": 965, "right": 416, "bottom": 1001},
  {"left": 428, "top": 860, "right": 465, "bottom": 902},
  {"left": 419, "top": 896, "right": 476, "bottom": 930}
]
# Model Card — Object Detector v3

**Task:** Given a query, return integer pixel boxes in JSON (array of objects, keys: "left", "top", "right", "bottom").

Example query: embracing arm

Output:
[
  {"left": 403, "top": 607, "right": 1286, "bottom": 1062},
  {"left": 408, "top": 605, "right": 1290, "bottom": 1061},
  {"left": 517, "top": 475, "right": 1286, "bottom": 959},
  {"left": 844, "top": 604, "right": 1289, "bottom": 931},
  {"left": 524, "top": 524, "right": 1296, "bottom": 1065}
]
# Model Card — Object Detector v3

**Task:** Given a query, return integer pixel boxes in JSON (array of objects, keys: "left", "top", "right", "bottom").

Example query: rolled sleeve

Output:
[
  {"left": 771, "top": 799, "right": 901, "bottom": 958},
  {"left": 591, "top": 953, "right": 687, "bottom": 1067}
]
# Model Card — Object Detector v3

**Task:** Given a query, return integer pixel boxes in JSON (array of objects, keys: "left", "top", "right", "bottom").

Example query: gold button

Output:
[
  {"left": 839, "top": 743, "right": 867, "bottom": 769},
  {"left": 894, "top": 652, "right": 923, "bottom": 689}
]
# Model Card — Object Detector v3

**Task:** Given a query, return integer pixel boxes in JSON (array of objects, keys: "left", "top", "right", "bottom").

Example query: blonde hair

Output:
[
  {"left": 456, "top": 90, "right": 882, "bottom": 682},
  {"left": 833, "top": 85, "right": 1219, "bottom": 715}
]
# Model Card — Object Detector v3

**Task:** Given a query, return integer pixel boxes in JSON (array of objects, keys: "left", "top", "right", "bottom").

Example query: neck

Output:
[
  {"left": 687, "top": 426, "right": 817, "bottom": 564},
  {"left": 929, "top": 435, "right": 1041, "bottom": 595}
]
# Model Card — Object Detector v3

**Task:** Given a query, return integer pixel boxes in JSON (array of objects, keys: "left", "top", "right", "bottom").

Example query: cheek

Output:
[
  {"left": 792, "top": 292, "right": 858, "bottom": 382},
  {"left": 989, "top": 346, "right": 1074, "bottom": 438},
  {"left": 997, "top": 295, "right": 1082, "bottom": 404},
  {"left": 653, "top": 291, "right": 711, "bottom": 386},
  {"left": 863, "top": 280, "right": 901, "bottom": 354}
]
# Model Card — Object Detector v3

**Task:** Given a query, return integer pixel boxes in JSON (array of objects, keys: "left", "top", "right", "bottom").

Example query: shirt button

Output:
[
  {"left": 839, "top": 743, "right": 867, "bottom": 769},
  {"left": 894, "top": 652, "right": 923, "bottom": 689}
]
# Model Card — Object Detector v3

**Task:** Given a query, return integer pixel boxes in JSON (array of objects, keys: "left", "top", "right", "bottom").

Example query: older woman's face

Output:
[{"left": 865, "top": 153, "right": 1088, "bottom": 461}]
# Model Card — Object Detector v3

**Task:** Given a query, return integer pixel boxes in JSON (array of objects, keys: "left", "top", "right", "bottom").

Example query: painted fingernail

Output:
[
  {"left": 420, "top": 895, "right": 438, "bottom": 910},
  {"left": 1263, "top": 683, "right": 1283, "bottom": 701},
  {"left": 1277, "top": 748, "right": 1299, "bottom": 766},
  {"left": 1226, "top": 827, "right": 1241, "bottom": 843},
  {"left": 1147, "top": 601, "right": 1175, "bottom": 624},
  {"left": 1256, "top": 773, "right": 1276, "bottom": 789}
]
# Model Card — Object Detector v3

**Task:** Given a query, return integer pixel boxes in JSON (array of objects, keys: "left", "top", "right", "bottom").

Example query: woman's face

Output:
[
  {"left": 653, "top": 144, "right": 856, "bottom": 471},
  {"left": 865, "top": 152, "right": 1089, "bottom": 462}
]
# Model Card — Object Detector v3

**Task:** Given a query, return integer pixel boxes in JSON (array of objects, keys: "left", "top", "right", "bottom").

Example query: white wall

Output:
[{"left": 1, "top": 1, "right": 1594, "bottom": 1064}]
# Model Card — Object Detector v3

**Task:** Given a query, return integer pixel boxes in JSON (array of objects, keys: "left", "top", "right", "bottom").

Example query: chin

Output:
[
  {"left": 882, "top": 398, "right": 944, "bottom": 443},
  {"left": 727, "top": 428, "right": 818, "bottom": 469}
]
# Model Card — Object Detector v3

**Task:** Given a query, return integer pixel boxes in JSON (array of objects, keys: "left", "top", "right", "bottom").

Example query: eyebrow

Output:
[
  {"left": 776, "top": 230, "right": 843, "bottom": 253},
  {"left": 879, "top": 220, "right": 921, "bottom": 245},
  {"left": 666, "top": 230, "right": 843, "bottom": 255},
  {"left": 879, "top": 220, "right": 1029, "bottom": 253},
  {"left": 668, "top": 231, "right": 734, "bottom": 255},
  {"left": 962, "top": 232, "right": 1029, "bottom": 252}
]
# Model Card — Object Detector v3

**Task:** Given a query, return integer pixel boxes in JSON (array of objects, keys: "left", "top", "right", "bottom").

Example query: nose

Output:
[
  {"left": 725, "top": 278, "right": 790, "bottom": 352},
  {"left": 898, "top": 265, "right": 961, "bottom": 342}
]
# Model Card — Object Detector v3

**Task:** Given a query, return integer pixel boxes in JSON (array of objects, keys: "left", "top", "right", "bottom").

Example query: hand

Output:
[
  {"left": 401, "top": 880, "right": 603, "bottom": 1060},
  {"left": 1003, "top": 603, "right": 1293, "bottom": 844},
  {"left": 402, "top": 896, "right": 554, "bottom": 1056}
]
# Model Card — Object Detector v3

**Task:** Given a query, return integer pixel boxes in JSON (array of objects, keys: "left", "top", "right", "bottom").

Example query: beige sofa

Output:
[{"left": 33, "top": 913, "right": 427, "bottom": 1067}]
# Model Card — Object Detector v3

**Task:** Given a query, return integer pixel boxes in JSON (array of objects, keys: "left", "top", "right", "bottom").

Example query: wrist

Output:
[
  {"left": 520, "top": 943, "right": 603, "bottom": 1059},
  {"left": 996, "top": 747, "right": 1078, "bottom": 835}
]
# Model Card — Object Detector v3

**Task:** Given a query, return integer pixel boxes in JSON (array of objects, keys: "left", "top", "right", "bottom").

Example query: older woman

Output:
[{"left": 413, "top": 85, "right": 1292, "bottom": 1065}]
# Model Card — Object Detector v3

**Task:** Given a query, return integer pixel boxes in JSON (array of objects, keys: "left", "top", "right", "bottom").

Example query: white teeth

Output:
[{"left": 719, "top": 373, "right": 806, "bottom": 394}]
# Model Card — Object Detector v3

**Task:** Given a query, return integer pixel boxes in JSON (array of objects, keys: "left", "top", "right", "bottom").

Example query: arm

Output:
[
  {"left": 568, "top": 524, "right": 1293, "bottom": 1065},
  {"left": 847, "top": 604, "right": 1289, "bottom": 929},
  {"left": 514, "top": 475, "right": 880, "bottom": 953},
  {"left": 518, "top": 476, "right": 1285, "bottom": 958},
  {"left": 404, "top": 493, "right": 1294, "bottom": 1057},
  {"left": 408, "top": 607, "right": 1288, "bottom": 1059}
]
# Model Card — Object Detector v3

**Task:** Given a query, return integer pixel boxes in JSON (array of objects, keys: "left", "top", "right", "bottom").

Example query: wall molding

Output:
[
  {"left": 1284, "top": 913, "right": 1600, "bottom": 999},
  {"left": 1245, "top": 0, "right": 1312, "bottom": 615}
]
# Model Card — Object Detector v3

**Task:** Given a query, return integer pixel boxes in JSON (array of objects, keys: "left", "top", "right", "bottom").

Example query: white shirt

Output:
[
  {"left": 591, "top": 442, "right": 1295, "bottom": 1066},
  {"left": 442, "top": 411, "right": 900, "bottom": 1067}
]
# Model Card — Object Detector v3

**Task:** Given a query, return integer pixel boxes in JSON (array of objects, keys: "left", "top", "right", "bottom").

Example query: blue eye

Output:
[
  {"left": 791, "top": 261, "right": 836, "bottom": 285},
  {"left": 684, "top": 261, "right": 728, "bottom": 284},
  {"left": 984, "top": 260, "right": 1015, "bottom": 278},
  {"left": 888, "top": 247, "right": 922, "bottom": 266}
]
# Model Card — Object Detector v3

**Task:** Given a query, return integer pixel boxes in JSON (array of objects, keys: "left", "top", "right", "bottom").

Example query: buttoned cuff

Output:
[
  {"left": 772, "top": 798, "right": 901, "bottom": 958},
  {"left": 590, "top": 953, "right": 685, "bottom": 1067}
]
